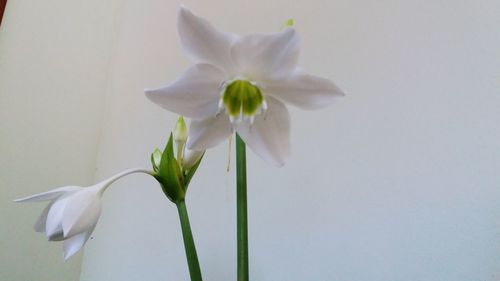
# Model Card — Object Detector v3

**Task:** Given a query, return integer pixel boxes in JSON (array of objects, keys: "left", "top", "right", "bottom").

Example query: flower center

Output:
[{"left": 220, "top": 80, "right": 267, "bottom": 123}]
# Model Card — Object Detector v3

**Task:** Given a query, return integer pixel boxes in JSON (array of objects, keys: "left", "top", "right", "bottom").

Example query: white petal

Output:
[
  {"left": 145, "top": 64, "right": 224, "bottom": 119},
  {"left": 231, "top": 28, "right": 300, "bottom": 80},
  {"left": 187, "top": 114, "right": 233, "bottom": 150},
  {"left": 235, "top": 97, "right": 290, "bottom": 166},
  {"left": 14, "top": 186, "right": 81, "bottom": 203},
  {"left": 263, "top": 69, "right": 344, "bottom": 109},
  {"left": 178, "top": 7, "right": 237, "bottom": 74},
  {"left": 62, "top": 226, "right": 95, "bottom": 260},
  {"left": 46, "top": 197, "right": 71, "bottom": 241},
  {"left": 34, "top": 202, "right": 53, "bottom": 233},
  {"left": 61, "top": 189, "right": 102, "bottom": 238}
]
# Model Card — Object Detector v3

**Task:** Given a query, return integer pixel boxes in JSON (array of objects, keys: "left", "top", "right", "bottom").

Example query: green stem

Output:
[
  {"left": 176, "top": 200, "right": 203, "bottom": 281},
  {"left": 236, "top": 134, "right": 249, "bottom": 281}
]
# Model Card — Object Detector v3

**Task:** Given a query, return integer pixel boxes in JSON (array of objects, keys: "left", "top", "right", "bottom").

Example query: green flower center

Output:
[{"left": 221, "top": 80, "right": 266, "bottom": 122}]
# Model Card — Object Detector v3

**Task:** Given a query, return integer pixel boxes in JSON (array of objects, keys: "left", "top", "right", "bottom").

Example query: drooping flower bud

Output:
[{"left": 15, "top": 168, "right": 153, "bottom": 260}]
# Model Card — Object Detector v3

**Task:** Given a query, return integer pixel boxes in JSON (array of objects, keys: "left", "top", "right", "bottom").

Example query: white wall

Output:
[
  {"left": 0, "top": 0, "right": 117, "bottom": 280},
  {"left": 3, "top": 0, "right": 499, "bottom": 280},
  {"left": 79, "top": 0, "right": 500, "bottom": 281}
]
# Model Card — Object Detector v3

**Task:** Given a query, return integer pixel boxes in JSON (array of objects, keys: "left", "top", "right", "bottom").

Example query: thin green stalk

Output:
[
  {"left": 176, "top": 200, "right": 203, "bottom": 281},
  {"left": 236, "top": 134, "right": 249, "bottom": 281}
]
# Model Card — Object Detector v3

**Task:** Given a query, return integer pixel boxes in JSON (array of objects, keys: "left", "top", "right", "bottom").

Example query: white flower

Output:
[
  {"left": 15, "top": 168, "right": 151, "bottom": 260},
  {"left": 146, "top": 7, "right": 344, "bottom": 166}
]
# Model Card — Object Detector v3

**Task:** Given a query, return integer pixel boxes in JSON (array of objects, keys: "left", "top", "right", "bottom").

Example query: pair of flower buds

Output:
[{"left": 14, "top": 117, "right": 203, "bottom": 260}]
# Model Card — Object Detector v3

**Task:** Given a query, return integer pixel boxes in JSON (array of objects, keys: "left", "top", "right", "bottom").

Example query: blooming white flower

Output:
[
  {"left": 15, "top": 168, "right": 151, "bottom": 260},
  {"left": 146, "top": 7, "right": 344, "bottom": 166}
]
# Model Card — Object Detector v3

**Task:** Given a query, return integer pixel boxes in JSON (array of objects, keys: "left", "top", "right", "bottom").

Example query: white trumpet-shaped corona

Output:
[{"left": 219, "top": 79, "right": 267, "bottom": 124}]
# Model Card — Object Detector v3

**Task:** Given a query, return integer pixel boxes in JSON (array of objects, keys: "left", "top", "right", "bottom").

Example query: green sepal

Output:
[
  {"left": 183, "top": 152, "right": 204, "bottom": 190},
  {"left": 155, "top": 133, "right": 185, "bottom": 203},
  {"left": 151, "top": 148, "right": 162, "bottom": 173}
]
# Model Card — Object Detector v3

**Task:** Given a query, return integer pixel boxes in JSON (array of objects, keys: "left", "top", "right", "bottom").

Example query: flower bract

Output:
[{"left": 151, "top": 131, "right": 204, "bottom": 203}]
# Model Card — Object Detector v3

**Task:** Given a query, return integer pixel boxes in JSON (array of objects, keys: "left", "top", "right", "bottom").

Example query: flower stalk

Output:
[
  {"left": 151, "top": 120, "right": 205, "bottom": 281},
  {"left": 177, "top": 200, "right": 203, "bottom": 281},
  {"left": 236, "top": 133, "right": 249, "bottom": 281}
]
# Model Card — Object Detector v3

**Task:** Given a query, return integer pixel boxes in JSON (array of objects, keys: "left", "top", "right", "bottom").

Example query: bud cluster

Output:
[{"left": 151, "top": 117, "right": 205, "bottom": 203}]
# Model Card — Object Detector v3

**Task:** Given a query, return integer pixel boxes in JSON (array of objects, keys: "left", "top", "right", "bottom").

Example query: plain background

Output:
[
  {"left": 1, "top": 0, "right": 500, "bottom": 280},
  {"left": 0, "top": 0, "right": 116, "bottom": 280}
]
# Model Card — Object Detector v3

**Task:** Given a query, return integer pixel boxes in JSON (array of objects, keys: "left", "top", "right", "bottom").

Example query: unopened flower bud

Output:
[
  {"left": 174, "top": 116, "right": 188, "bottom": 145},
  {"left": 183, "top": 148, "right": 204, "bottom": 169},
  {"left": 154, "top": 133, "right": 185, "bottom": 202},
  {"left": 150, "top": 148, "right": 162, "bottom": 172}
]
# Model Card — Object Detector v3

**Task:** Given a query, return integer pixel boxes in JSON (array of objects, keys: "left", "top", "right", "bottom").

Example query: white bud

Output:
[
  {"left": 174, "top": 116, "right": 188, "bottom": 145},
  {"left": 183, "top": 148, "right": 204, "bottom": 169}
]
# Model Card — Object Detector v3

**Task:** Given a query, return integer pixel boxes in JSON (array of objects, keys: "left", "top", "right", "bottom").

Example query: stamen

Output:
[
  {"left": 219, "top": 80, "right": 228, "bottom": 89},
  {"left": 261, "top": 100, "right": 269, "bottom": 120},
  {"left": 217, "top": 99, "right": 225, "bottom": 114},
  {"left": 226, "top": 134, "right": 232, "bottom": 172},
  {"left": 261, "top": 100, "right": 268, "bottom": 111}
]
